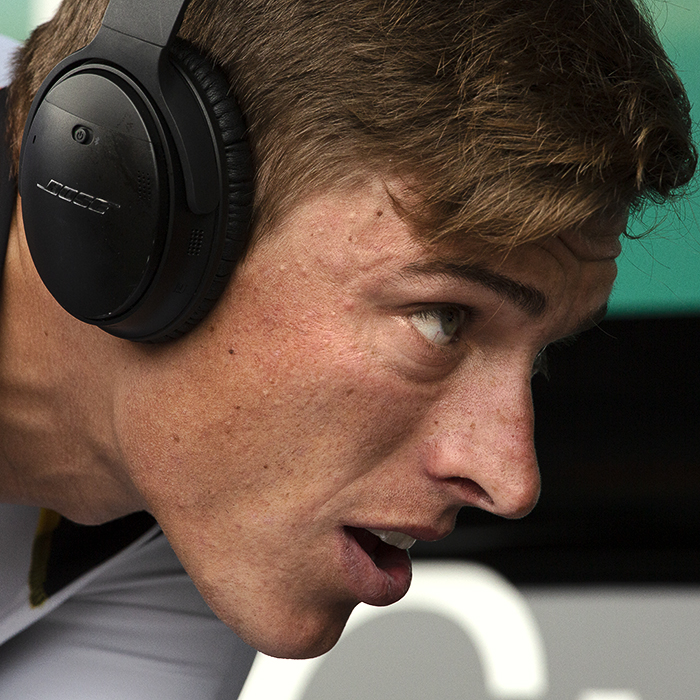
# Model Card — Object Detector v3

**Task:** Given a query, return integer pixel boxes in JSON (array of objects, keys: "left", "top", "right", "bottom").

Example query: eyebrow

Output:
[{"left": 400, "top": 260, "right": 549, "bottom": 317}]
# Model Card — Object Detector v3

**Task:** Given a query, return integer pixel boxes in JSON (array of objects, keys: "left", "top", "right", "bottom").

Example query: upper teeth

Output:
[{"left": 366, "top": 528, "right": 416, "bottom": 550}]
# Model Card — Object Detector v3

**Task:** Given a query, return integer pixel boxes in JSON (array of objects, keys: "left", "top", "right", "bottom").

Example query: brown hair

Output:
[{"left": 6, "top": 0, "right": 697, "bottom": 253}]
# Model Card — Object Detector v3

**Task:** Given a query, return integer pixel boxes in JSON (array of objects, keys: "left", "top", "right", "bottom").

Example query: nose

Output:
[{"left": 423, "top": 371, "right": 541, "bottom": 519}]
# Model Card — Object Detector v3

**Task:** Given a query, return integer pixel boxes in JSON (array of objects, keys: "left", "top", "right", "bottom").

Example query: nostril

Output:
[{"left": 444, "top": 476, "right": 494, "bottom": 508}]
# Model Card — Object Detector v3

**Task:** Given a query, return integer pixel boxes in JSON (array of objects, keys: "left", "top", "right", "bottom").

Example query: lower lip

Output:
[{"left": 337, "top": 527, "right": 413, "bottom": 607}]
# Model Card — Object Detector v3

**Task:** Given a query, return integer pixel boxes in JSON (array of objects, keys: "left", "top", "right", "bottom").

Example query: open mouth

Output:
[
  {"left": 346, "top": 527, "right": 414, "bottom": 566},
  {"left": 340, "top": 527, "right": 414, "bottom": 606}
]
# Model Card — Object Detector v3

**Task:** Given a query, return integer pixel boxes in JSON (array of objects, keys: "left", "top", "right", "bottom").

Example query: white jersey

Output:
[{"left": 0, "top": 506, "right": 256, "bottom": 699}]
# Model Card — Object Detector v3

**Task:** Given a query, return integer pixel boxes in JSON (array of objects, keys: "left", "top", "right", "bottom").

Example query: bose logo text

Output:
[{"left": 37, "top": 179, "right": 120, "bottom": 215}]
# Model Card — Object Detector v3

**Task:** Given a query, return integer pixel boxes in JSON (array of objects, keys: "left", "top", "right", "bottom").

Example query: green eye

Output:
[{"left": 410, "top": 307, "right": 465, "bottom": 346}]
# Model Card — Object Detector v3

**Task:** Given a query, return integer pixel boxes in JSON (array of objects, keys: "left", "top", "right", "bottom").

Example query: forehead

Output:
[
  {"left": 414, "top": 203, "right": 629, "bottom": 265},
  {"left": 248, "top": 180, "right": 624, "bottom": 299},
  {"left": 406, "top": 201, "right": 628, "bottom": 298}
]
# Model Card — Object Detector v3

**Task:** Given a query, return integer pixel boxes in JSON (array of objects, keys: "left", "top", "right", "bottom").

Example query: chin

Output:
[
  {"left": 219, "top": 600, "right": 357, "bottom": 660},
  {"left": 256, "top": 631, "right": 344, "bottom": 660}
]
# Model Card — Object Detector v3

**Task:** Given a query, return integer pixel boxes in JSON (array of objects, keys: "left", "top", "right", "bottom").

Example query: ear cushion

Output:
[{"left": 166, "top": 40, "right": 254, "bottom": 339}]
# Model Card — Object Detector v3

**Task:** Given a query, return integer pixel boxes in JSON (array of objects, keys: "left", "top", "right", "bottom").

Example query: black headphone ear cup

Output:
[
  {"left": 166, "top": 40, "right": 254, "bottom": 339},
  {"left": 20, "top": 30, "right": 254, "bottom": 342}
]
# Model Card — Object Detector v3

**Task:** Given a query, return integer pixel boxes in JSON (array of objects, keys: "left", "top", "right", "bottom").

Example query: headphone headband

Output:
[{"left": 102, "top": 0, "right": 188, "bottom": 47}]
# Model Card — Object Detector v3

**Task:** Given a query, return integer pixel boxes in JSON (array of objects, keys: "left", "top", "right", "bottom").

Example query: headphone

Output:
[{"left": 18, "top": 0, "right": 253, "bottom": 342}]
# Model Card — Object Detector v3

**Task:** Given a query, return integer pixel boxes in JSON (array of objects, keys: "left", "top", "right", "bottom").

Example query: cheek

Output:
[
  {"left": 213, "top": 342, "right": 428, "bottom": 495},
  {"left": 115, "top": 325, "right": 429, "bottom": 520}
]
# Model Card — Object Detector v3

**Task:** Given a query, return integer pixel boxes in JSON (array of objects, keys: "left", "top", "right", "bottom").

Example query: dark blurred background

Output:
[{"left": 414, "top": 315, "right": 700, "bottom": 583}]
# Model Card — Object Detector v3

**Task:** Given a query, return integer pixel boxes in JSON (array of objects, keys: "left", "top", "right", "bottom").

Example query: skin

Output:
[{"left": 0, "top": 179, "right": 622, "bottom": 658}]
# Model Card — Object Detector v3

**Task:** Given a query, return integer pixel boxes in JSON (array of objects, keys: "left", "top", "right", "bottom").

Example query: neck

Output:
[{"left": 0, "top": 200, "right": 148, "bottom": 523}]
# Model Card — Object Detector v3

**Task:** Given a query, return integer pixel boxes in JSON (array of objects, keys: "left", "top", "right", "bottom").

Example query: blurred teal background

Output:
[{"left": 1, "top": 0, "right": 698, "bottom": 316}]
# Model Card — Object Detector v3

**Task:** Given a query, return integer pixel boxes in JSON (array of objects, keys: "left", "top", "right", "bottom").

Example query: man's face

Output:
[{"left": 115, "top": 180, "right": 621, "bottom": 658}]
